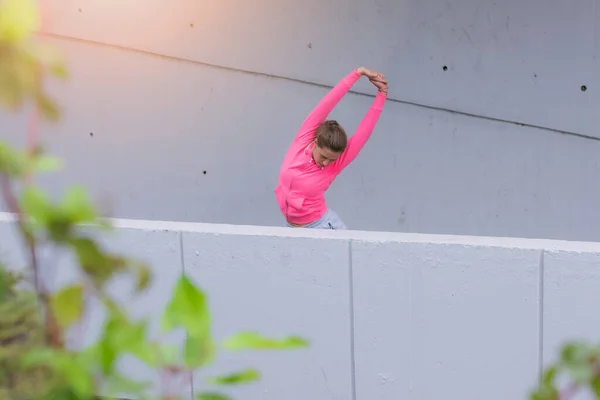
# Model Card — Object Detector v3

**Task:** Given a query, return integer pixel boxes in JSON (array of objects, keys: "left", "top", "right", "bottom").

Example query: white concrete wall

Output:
[
  {"left": 2, "top": 212, "right": 600, "bottom": 400},
  {"left": 1, "top": 0, "right": 599, "bottom": 241}
]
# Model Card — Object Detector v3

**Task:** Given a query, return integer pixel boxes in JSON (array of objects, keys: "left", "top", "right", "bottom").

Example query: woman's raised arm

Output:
[{"left": 293, "top": 67, "right": 370, "bottom": 144}]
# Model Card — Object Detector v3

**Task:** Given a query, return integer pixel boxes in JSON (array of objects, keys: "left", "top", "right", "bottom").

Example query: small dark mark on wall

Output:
[
  {"left": 581, "top": 85, "right": 587, "bottom": 92},
  {"left": 307, "top": 43, "right": 312, "bottom": 49},
  {"left": 89, "top": 132, "right": 93, "bottom": 137},
  {"left": 442, "top": 65, "right": 448, "bottom": 71},
  {"left": 189, "top": 23, "right": 194, "bottom": 28},
  {"left": 203, "top": 170, "right": 207, "bottom": 175},
  {"left": 397, "top": 206, "right": 407, "bottom": 226}
]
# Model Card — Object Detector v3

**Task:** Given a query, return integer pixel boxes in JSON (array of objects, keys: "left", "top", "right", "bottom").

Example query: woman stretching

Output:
[{"left": 274, "top": 66, "right": 388, "bottom": 229}]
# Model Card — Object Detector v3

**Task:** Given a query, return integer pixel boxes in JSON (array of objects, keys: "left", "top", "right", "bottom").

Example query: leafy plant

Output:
[
  {"left": 0, "top": 0, "right": 309, "bottom": 399},
  {"left": 531, "top": 341, "right": 600, "bottom": 400}
]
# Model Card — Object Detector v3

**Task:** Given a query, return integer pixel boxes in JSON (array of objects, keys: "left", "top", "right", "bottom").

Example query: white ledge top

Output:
[{"left": 1, "top": 212, "right": 599, "bottom": 253}]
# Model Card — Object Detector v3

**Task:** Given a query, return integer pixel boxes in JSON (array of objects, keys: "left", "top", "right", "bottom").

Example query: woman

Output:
[{"left": 274, "top": 66, "right": 388, "bottom": 229}]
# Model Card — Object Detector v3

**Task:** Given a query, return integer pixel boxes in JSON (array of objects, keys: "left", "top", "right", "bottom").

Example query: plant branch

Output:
[
  {"left": 25, "top": 105, "right": 40, "bottom": 185},
  {"left": 0, "top": 172, "right": 41, "bottom": 293},
  {"left": 0, "top": 172, "right": 63, "bottom": 347}
]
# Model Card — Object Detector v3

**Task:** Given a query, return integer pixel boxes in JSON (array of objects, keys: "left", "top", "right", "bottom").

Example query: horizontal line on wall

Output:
[{"left": 41, "top": 32, "right": 600, "bottom": 142}]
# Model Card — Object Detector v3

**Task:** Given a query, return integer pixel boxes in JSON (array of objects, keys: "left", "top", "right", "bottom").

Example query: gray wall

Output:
[
  {"left": 1, "top": 0, "right": 600, "bottom": 241},
  {"left": 2, "top": 212, "right": 600, "bottom": 400}
]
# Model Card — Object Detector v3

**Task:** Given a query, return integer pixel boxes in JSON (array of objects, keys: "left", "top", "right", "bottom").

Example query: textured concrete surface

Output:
[
  {"left": 0, "top": 219, "right": 25, "bottom": 272},
  {"left": 541, "top": 250, "right": 600, "bottom": 400},
  {"left": 542, "top": 250, "right": 600, "bottom": 363},
  {"left": 39, "top": 0, "right": 599, "bottom": 137},
  {"left": 2, "top": 0, "right": 600, "bottom": 241},
  {"left": 2, "top": 213, "right": 600, "bottom": 399},
  {"left": 352, "top": 240, "right": 540, "bottom": 399},
  {"left": 182, "top": 231, "right": 352, "bottom": 399}
]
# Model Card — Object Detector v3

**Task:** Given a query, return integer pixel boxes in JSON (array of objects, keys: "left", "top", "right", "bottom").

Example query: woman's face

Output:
[{"left": 312, "top": 144, "right": 341, "bottom": 168}]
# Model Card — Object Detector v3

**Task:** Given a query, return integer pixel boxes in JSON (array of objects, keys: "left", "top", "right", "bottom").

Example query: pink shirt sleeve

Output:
[
  {"left": 333, "top": 91, "right": 387, "bottom": 171},
  {"left": 293, "top": 70, "right": 362, "bottom": 144}
]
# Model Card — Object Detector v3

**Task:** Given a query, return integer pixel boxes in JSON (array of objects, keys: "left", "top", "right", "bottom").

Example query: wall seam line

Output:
[
  {"left": 348, "top": 239, "right": 357, "bottom": 400},
  {"left": 41, "top": 32, "right": 600, "bottom": 143},
  {"left": 179, "top": 230, "right": 194, "bottom": 400},
  {"left": 537, "top": 249, "right": 545, "bottom": 384}
]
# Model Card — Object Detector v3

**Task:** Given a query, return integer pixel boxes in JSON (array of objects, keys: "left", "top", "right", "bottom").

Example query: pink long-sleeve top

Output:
[{"left": 275, "top": 69, "right": 387, "bottom": 225}]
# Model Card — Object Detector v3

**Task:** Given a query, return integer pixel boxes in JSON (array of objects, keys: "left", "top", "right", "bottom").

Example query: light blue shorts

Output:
[{"left": 286, "top": 209, "right": 347, "bottom": 230}]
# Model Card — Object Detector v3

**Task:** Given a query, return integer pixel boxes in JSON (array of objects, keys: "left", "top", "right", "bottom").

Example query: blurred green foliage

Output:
[{"left": 0, "top": 0, "right": 308, "bottom": 399}]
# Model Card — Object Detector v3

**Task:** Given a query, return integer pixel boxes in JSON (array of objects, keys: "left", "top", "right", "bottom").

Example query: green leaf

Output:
[
  {"left": 541, "top": 365, "right": 557, "bottom": 385},
  {"left": 63, "top": 359, "right": 95, "bottom": 398},
  {"left": 21, "top": 347, "right": 57, "bottom": 368},
  {"left": 50, "top": 59, "right": 69, "bottom": 79},
  {"left": 223, "top": 331, "right": 309, "bottom": 351},
  {"left": 208, "top": 368, "right": 260, "bottom": 385},
  {"left": 0, "top": 141, "right": 26, "bottom": 176},
  {"left": 156, "top": 343, "right": 180, "bottom": 366},
  {"left": 34, "top": 43, "right": 69, "bottom": 79},
  {"left": 161, "top": 275, "right": 211, "bottom": 339},
  {"left": 561, "top": 342, "right": 591, "bottom": 364},
  {"left": 559, "top": 341, "right": 600, "bottom": 384},
  {"left": 70, "top": 237, "right": 126, "bottom": 287},
  {"left": 197, "top": 393, "right": 232, "bottom": 400},
  {"left": 20, "top": 186, "right": 51, "bottom": 223},
  {"left": 33, "top": 154, "right": 63, "bottom": 172},
  {"left": 0, "top": 264, "right": 12, "bottom": 301},
  {"left": 38, "top": 386, "right": 81, "bottom": 400},
  {"left": 129, "top": 260, "right": 151, "bottom": 292},
  {"left": 184, "top": 333, "right": 216, "bottom": 368},
  {"left": 530, "top": 386, "right": 559, "bottom": 400},
  {"left": 568, "top": 364, "right": 594, "bottom": 384},
  {"left": 102, "top": 373, "right": 152, "bottom": 398},
  {"left": 21, "top": 348, "right": 94, "bottom": 398},
  {"left": 122, "top": 336, "right": 180, "bottom": 368},
  {"left": 61, "top": 186, "right": 97, "bottom": 222},
  {"left": 130, "top": 341, "right": 162, "bottom": 367},
  {"left": 94, "top": 339, "right": 117, "bottom": 375},
  {"left": 591, "top": 376, "right": 600, "bottom": 397},
  {"left": 96, "top": 306, "right": 152, "bottom": 373},
  {"left": 36, "top": 92, "right": 60, "bottom": 122},
  {"left": 0, "top": 0, "right": 39, "bottom": 42},
  {"left": 50, "top": 284, "right": 84, "bottom": 329}
]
